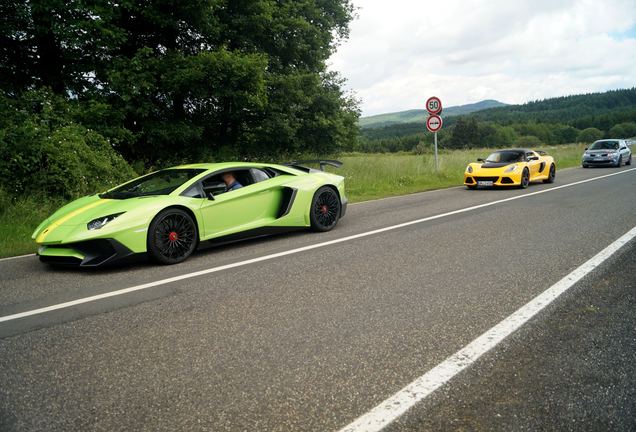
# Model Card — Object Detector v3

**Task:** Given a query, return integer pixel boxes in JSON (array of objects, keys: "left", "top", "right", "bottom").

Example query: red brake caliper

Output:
[
  {"left": 321, "top": 205, "right": 329, "bottom": 215},
  {"left": 168, "top": 231, "right": 178, "bottom": 242}
]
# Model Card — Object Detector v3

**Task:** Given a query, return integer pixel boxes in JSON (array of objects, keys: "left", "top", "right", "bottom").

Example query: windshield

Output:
[
  {"left": 589, "top": 141, "right": 619, "bottom": 150},
  {"left": 485, "top": 151, "right": 524, "bottom": 163},
  {"left": 100, "top": 169, "right": 205, "bottom": 199}
]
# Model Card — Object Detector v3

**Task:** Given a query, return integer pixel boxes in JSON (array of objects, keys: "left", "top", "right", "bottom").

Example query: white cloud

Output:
[{"left": 329, "top": 0, "right": 636, "bottom": 115}]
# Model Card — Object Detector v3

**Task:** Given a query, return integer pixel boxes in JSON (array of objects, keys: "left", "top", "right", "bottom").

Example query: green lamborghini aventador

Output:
[{"left": 33, "top": 161, "right": 347, "bottom": 266}]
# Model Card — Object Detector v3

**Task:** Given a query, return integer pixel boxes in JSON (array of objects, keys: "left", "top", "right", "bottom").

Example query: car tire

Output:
[
  {"left": 627, "top": 155, "right": 632, "bottom": 166},
  {"left": 147, "top": 208, "right": 198, "bottom": 265},
  {"left": 310, "top": 186, "right": 341, "bottom": 232},
  {"left": 543, "top": 164, "right": 556, "bottom": 183},
  {"left": 615, "top": 156, "right": 622, "bottom": 167},
  {"left": 519, "top": 168, "right": 530, "bottom": 189},
  {"left": 466, "top": 185, "right": 477, "bottom": 190},
  {"left": 582, "top": 164, "right": 588, "bottom": 168}
]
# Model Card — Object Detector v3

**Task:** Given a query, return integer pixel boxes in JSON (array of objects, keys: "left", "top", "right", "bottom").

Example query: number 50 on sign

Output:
[{"left": 425, "top": 96, "right": 442, "bottom": 114}]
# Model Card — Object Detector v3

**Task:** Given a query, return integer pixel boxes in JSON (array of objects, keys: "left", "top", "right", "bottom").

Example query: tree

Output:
[
  {"left": 515, "top": 135, "right": 542, "bottom": 147},
  {"left": 609, "top": 122, "right": 636, "bottom": 138},
  {"left": 553, "top": 125, "right": 579, "bottom": 144},
  {"left": 1, "top": 0, "right": 359, "bottom": 168},
  {"left": 577, "top": 127, "right": 603, "bottom": 143},
  {"left": 450, "top": 117, "right": 479, "bottom": 148}
]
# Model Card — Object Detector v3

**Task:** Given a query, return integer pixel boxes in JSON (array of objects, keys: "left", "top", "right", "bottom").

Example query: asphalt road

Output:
[
  {"left": 1, "top": 165, "right": 635, "bottom": 431},
  {"left": 385, "top": 238, "right": 636, "bottom": 432}
]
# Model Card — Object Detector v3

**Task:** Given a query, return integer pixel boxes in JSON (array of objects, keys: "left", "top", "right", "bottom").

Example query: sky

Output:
[{"left": 328, "top": 0, "right": 636, "bottom": 116}]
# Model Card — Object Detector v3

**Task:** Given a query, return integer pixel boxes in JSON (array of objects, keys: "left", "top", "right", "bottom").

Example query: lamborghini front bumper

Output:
[{"left": 38, "top": 239, "right": 138, "bottom": 267}]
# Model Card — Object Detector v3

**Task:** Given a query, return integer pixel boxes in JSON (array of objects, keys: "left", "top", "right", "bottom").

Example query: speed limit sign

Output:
[{"left": 425, "top": 96, "right": 442, "bottom": 114}]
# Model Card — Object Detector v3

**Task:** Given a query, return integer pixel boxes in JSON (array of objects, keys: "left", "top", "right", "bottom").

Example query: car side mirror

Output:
[
  {"left": 477, "top": 158, "right": 485, "bottom": 162},
  {"left": 584, "top": 147, "right": 588, "bottom": 150},
  {"left": 528, "top": 156, "right": 539, "bottom": 161}
]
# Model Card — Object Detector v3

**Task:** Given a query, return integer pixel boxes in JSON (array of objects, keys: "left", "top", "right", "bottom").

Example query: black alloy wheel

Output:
[
  {"left": 543, "top": 164, "right": 556, "bottom": 183},
  {"left": 310, "top": 186, "right": 341, "bottom": 232},
  {"left": 148, "top": 209, "right": 198, "bottom": 264},
  {"left": 615, "top": 155, "right": 622, "bottom": 167},
  {"left": 627, "top": 155, "right": 632, "bottom": 166},
  {"left": 519, "top": 168, "right": 530, "bottom": 189}
]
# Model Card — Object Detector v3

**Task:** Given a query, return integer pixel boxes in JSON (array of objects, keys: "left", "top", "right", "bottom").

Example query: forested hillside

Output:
[
  {"left": 356, "top": 88, "right": 636, "bottom": 153},
  {"left": 360, "top": 100, "right": 506, "bottom": 129},
  {"left": 0, "top": 0, "right": 358, "bottom": 199}
]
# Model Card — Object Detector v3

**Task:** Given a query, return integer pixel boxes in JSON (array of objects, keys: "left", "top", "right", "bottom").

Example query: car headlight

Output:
[
  {"left": 504, "top": 164, "right": 518, "bottom": 173},
  {"left": 466, "top": 165, "right": 473, "bottom": 173},
  {"left": 87, "top": 213, "right": 124, "bottom": 230}
]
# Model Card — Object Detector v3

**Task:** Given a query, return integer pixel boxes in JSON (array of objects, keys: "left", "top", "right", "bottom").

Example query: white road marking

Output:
[
  {"left": 0, "top": 253, "right": 35, "bottom": 262},
  {"left": 0, "top": 166, "right": 622, "bottom": 262},
  {"left": 338, "top": 224, "right": 636, "bottom": 432},
  {"left": 0, "top": 167, "right": 634, "bottom": 324}
]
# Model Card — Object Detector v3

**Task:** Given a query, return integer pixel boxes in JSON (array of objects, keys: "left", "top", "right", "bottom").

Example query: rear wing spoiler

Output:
[{"left": 283, "top": 159, "right": 343, "bottom": 172}]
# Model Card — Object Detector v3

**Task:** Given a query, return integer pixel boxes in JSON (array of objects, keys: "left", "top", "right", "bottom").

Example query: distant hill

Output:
[
  {"left": 360, "top": 99, "right": 507, "bottom": 129},
  {"left": 470, "top": 88, "right": 636, "bottom": 127},
  {"left": 356, "top": 87, "right": 636, "bottom": 153}
]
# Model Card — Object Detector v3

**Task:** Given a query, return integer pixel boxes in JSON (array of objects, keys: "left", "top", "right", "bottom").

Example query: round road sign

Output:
[
  {"left": 425, "top": 96, "right": 443, "bottom": 114},
  {"left": 426, "top": 114, "right": 443, "bottom": 132}
]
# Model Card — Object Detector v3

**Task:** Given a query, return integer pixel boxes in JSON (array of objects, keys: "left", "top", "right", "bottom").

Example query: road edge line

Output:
[
  {"left": 0, "top": 253, "right": 35, "bottom": 262},
  {"left": 337, "top": 225, "right": 636, "bottom": 432},
  {"left": 0, "top": 167, "right": 634, "bottom": 324}
]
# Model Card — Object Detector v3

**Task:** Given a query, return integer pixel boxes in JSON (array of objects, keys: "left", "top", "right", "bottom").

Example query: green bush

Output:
[
  {"left": 609, "top": 122, "right": 636, "bottom": 138},
  {"left": 0, "top": 187, "right": 10, "bottom": 215},
  {"left": 515, "top": 135, "right": 542, "bottom": 147},
  {"left": 577, "top": 127, "right": 603, "bottom": 143},
  {"left": 0, "top": 91, "right": 136, "bottom": 199},
  {"left": 40, "top": 126, "right": 136, "bottom": 197}
]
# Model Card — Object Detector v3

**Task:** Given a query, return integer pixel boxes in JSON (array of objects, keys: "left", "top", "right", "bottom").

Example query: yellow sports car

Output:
[{"left": 464, "top": 148, "right": 556, "bottom": 189}]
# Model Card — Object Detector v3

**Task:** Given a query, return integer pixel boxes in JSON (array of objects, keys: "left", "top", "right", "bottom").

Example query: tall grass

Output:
[
  {"left": 0, "top": 194, "right": 64, "bottom": 258},
  {"left": 335, "top": 143, "right": 587, "bottom": 202},
  {"left": 0, "top": 143, "right": 587, "bottom": 258}
]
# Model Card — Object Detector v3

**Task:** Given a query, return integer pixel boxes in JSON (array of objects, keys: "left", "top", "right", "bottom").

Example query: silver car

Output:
[{"left": 582, "top": 139, "right": 632, "bottom": 168}]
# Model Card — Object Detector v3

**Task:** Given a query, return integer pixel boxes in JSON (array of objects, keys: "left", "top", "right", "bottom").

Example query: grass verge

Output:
[
  {"left": 0, "top": 195, "right": 64, "bottom": 258},
  {"left": 336, "top": 143, "right": 587, "bottom": 202},
  {"left": 0, "top": 143, "right": 587, "bottom": 258}
]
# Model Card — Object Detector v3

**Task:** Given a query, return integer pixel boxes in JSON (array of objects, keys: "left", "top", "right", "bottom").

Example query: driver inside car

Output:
[{"left": 221, "top": 172, "right": 243, "bottom": 192}]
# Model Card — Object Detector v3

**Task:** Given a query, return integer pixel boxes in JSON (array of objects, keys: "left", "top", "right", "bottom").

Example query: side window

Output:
[
  {"left": 250, "top": 168, "right": 271, "bottom": 183},
  {"left": 525, "top": 152, "right": 534, "bottom": 160},
  {"left": 200, "top": 169, "right": 251, "bottom": 197},
  {"left": 182, "top": 184, "right": 203, "bottom": 199},
  {"left": 201, "top": 176, "right": 227, "bottom": 198}
]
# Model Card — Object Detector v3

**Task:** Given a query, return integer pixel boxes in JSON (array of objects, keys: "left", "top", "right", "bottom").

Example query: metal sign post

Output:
[
  {"left": 425, "top": 97, "right": 443, "bottom": 172},
  {"left": 425, "top": 112, "right": 443, "bottom": 171},
  {"left": 434, "top": 131, "right": 438, "bottom": 171}
]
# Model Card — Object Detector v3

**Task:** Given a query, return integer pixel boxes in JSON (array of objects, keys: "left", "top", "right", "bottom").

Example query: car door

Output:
[
  {"left": 525, "top": 151, "right": 542, "bottom": 179},
  {"left": 619, "top": 141, "right": 630, "bottom": 163},
  {"left": 197, "top": 168, "right": 284, "bottom": 240}
]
